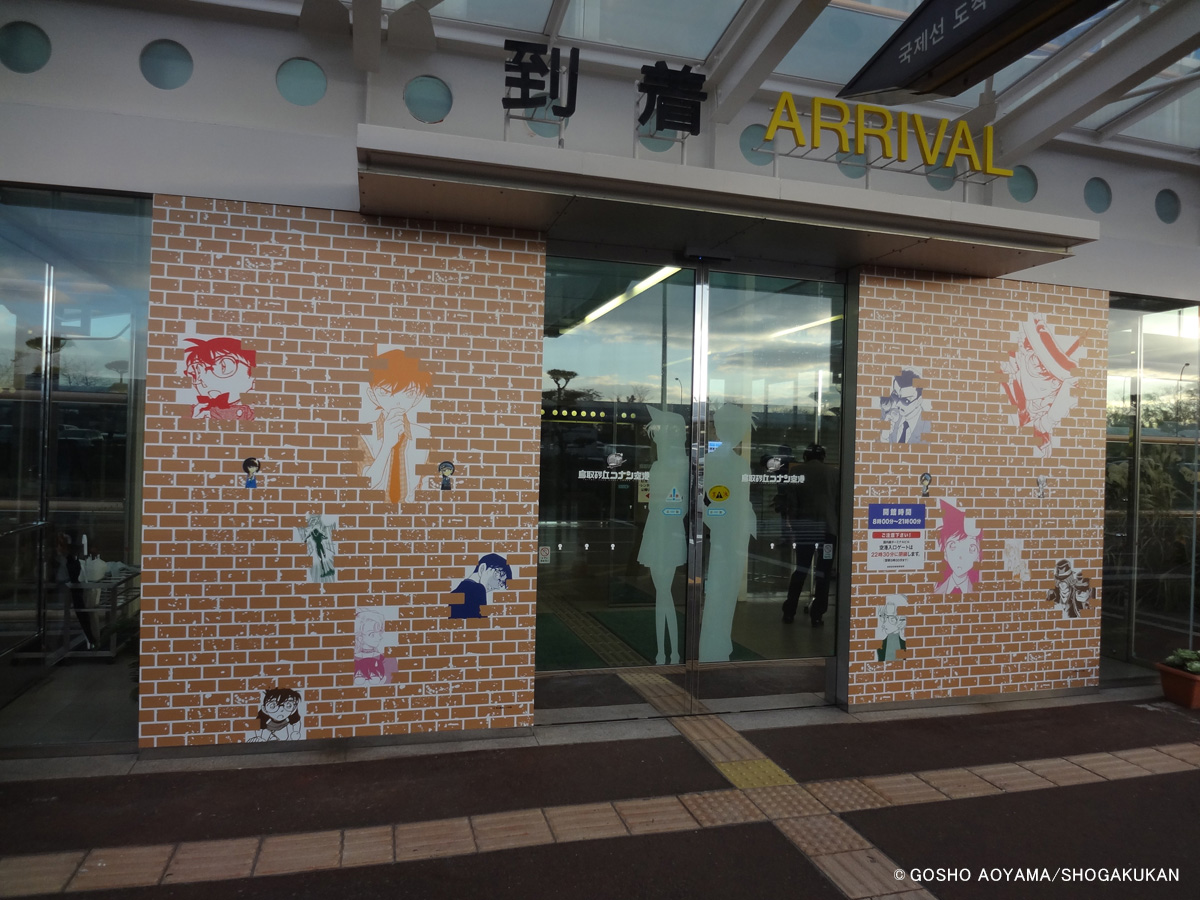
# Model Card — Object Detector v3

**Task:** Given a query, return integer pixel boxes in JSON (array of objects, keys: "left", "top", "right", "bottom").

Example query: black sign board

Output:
[{"left": 839, "top": 0, "right": 1113, "bottom": 105}]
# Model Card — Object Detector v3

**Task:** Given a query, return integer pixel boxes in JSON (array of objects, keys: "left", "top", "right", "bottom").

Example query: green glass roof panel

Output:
[
  {"left": 430, "top": 0, "right": 554, "bottom": 34},
  {"left": 558, "top": 0, "right": 744, "bottom": 60},
  {"left": 775, "top": 5, "right": 906, "bottom": 84}
]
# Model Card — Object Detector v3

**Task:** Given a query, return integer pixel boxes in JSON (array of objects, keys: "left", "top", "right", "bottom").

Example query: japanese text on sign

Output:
[
  {"left": 742, "top": 474, "right": 806, "bottom": 484},
  {"left": 578, "top": 470, "right": 650, "bottom": 482},
  {"left": 501, "top": 42, "right": 708, "bottom": 137}
]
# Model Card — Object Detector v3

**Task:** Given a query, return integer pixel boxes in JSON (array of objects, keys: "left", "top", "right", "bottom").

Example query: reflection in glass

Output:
[
  {"left": 705, "top": 273, "right": 844, "bottom": 664},
  {"left": 0, "top": 187, "right": 150, "bottom": 668},
  {"left": 537, "top": 259, "right": 694, "bottom": 671},
  {"left": 1103, "top": 299, "right": 1199, "bottom": 670}
]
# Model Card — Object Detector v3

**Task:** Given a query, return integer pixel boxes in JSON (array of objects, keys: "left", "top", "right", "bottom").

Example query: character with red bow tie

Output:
[{"left": 184, "top": 337, "right": 256, "bottom": 420}]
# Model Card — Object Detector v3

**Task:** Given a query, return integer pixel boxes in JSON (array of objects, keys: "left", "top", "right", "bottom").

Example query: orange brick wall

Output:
[
  {"left": 848, "top": 267, "right": 1108, "bottom": 705},
  {"left": 140, "top": 196, "right": 544, "bottom": 747}
]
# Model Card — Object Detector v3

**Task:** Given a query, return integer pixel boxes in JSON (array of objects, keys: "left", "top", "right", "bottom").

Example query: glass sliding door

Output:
[
  {"left": 697, "top": 273, "right": 842, "bottom": 670},
  {"left": 0, "top": 187, "right": 149, "bottom": 692},
  {"left": 535, "top": 258, "right": 845, "bottom": 712},
  {"left": 537, "top": 259, "right": 695, "bottom": 671},
  {"left": 1103, "top": 298, "right": 1199, "bottom": 671}
]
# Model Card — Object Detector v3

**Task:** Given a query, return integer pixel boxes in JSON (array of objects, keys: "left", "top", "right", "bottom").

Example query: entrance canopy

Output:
[{"left": 358, "top": 125, "right": 1097, "bottom": 277}]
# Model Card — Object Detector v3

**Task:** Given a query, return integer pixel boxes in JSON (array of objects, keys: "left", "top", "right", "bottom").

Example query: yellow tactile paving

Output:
[
  {"left": 66, "top": 845, "right": 174, "bottom": 892},
  {"left": 0, "top": 851, "right": 85, "bottom": 898},
  {"left": 714, "top": 758, "right": 797, "bottom": 788},
  {"left": 541, "top": 599, "right": 648, "bottom": 667},
  {"left": 621, "top": 672, "right": 708, "bottom": 716},
  {"left": 743, "top": 783, "right": 830, "bottom": 819},
  {"left": 543, "top": 802, "right": 629, "bottom": 843},
  {"left": 669, "top": 715, "right": 763, "bottom": 762},
  {"left": 163, "top": 837, "right": 260, "bottom": 883},
  {"left": 679, "top": 789, "right": 768, "bottom": 827}
]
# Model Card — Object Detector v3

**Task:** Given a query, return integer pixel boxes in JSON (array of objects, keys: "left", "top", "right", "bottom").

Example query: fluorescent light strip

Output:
[
  {"left": 770, "top": 314, "right": 843, "bottom": 339},
  {"left": 582, "top": 266, "right": 682, "bottom": 325}
]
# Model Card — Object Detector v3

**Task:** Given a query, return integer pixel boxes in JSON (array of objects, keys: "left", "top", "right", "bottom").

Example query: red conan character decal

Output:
[
  {"left": 1000, "top": 315, "right": 1086, "bottom": 457},
  {"left": 183, "top": 337, "right": 257, "bottom": 421}
]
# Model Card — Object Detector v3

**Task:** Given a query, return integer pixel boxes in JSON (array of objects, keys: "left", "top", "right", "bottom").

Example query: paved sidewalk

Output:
[{"left": 2, "top": 684, "right": 1198, "bottom": 899}]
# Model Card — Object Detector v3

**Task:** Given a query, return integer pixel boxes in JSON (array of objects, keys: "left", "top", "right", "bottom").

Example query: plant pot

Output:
[{"left": 1155, "top": 663, "right": 1200, "bottom": 709}]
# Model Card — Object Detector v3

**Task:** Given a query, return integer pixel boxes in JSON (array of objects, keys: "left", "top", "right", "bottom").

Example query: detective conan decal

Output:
[
  {"left": 1003, "top": 538, "right": 1031, "bottom": 581},
  {"left": 247, "top": 687, "right": 304, "bottom": 742},
  {"left": 875, "top": 595, "right": 908, "bottom": 662},
  {"left": 354, "top": 606, "right": 400, "bottom": 684},
  {"left": 878, "top": 366, "right": 930, "bottom": 444},
  {"left": 934, "top": 498, "right": 981, "bottom": 595},
  {"left": 1046, "top": 559, "right": 1093, "bottom": 619},
  {"left": 1000, "top": 315, "right": 1088, "bottom": 457},
  {"left": 296, "top": 512, "right": 338, "bottom": 584},
  {"left": 241, "top": 456, "right": 261, "bottom": 490},
  {"left": 181, "top": 336, "right": 257, "bottom": 421},
  {"left": 360, "top": 348, "right": 433, "bottom": 506},
  {"left": 447, "top": 553, "right": 513, "bottom": 622}
]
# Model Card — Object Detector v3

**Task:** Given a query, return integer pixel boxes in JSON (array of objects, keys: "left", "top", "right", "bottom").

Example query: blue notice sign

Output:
[
  {"left": 867, "top": 503, "right": 927, "bottom": 570},
  {"left": 868, "top": 504, "right": 926, "bottom": 529}
]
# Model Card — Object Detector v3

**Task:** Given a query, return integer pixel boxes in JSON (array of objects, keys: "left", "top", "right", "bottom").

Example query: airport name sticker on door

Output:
[{"left": 867, "top": 503, "right": 927, "bottom": 570}]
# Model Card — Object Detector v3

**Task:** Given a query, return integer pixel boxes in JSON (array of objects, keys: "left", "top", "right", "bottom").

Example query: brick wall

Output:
[
  {"left": 140, "top": 196, "right": 544, "bottom": 747},
  {"left": 848, "top": 267, "right": 1108, "bottom": 705}
]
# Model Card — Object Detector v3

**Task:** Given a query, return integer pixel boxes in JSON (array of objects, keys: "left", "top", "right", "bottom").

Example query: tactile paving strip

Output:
[
  {"left": 540, "top": 599, "right": 647, "bottom": 667},
  {"left": 714, "top": 758, "right": 797, "bottom": 789}
]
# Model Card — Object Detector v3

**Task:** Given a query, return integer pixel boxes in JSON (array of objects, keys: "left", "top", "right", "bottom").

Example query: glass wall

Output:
[
  {"left": 537, "top": 259, "right": 696, "bottom": 670},
  {"left": 1103, "top": 297, "right": 1199, "bottom": 669},
  {"left": 0, "top": 186, "right": 150, "bottom": 687},
  {"left": 535, "top": 258, "right": 846, "bottom": 697}
]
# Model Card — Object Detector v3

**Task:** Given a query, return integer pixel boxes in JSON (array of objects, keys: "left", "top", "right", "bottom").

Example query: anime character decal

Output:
[
  {"left": 875, "top": 596, "right": 908, "bottom": 661},
  {"left": 448, "top": 553, "right": 513, "bottom": 622},
  {"left": 296, "top": 513, "right": 338, "bottom": 583},
  {"left": 354, "top": 607, "right": 399, "bottom": 684},
  {"left": 1000, "top": 315, "right": 1087, "bottom": 457},
  {"left": 360, "top": 349, "right": 433, "bottom": 506},
  {"left": 1003, "top": 538, "right": 1031, "bottom": 581},
  {"left": 437, "top": 461, "right": 455, "bottom": 491},
  {"left": 1046, "top": 559, "right": 1092, "bottom": 619},
  {"left": 879, "top": 367, "right": 930, "bottom": 444},
  {"left": 242, "top": 457, "right": 260, "bottom": 490},
  {"left": 247, "top": 687, "right": 304, "bottom": 742},
  {"left": 934, "top": 498, "right": 982, "bottom": 594},
  {"left": 182, "top": 337, "right": 257, "bottom": 420}
]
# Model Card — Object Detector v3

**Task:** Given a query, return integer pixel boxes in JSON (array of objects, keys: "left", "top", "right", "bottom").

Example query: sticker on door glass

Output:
[{"left": 707, "top": 485, "right": 730, "bottom": 502}]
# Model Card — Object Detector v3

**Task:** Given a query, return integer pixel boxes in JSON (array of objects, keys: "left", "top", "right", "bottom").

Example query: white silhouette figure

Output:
[
  {"left": 637, "top": 407, "right": 688, "bottom": 665},
  {"left": 699, "top": 404, "right": 756, "bottom": 662}
]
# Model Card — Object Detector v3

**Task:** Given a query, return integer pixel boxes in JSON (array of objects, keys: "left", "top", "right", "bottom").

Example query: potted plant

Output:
[{"left": 1156, "top": 649, "right": 1200, "bottom": 709}]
